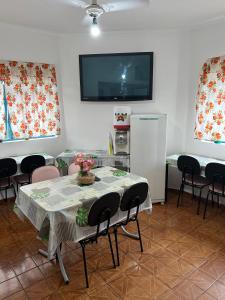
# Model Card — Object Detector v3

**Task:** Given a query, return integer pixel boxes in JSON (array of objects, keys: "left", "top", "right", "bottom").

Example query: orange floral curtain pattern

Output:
[
  {"left": 0, "top": 61, "right": 60, "bottom": 139},
  {"left": 195, "top": 56, "right": 225, "bottom": 142},
  {"left": 0, "top": 82, "right": 6, "bottom": 140}
]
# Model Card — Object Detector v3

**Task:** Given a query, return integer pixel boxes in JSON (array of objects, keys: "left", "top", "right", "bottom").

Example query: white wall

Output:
[
  {"left": 185, "top": 21, "right": 225, "bottom": 160},
  {"left": 59, "top": 29, "right": 190, "bottom": 155},
  {"left": 0, "top": 22, "right": 66, "bottom": 157}
]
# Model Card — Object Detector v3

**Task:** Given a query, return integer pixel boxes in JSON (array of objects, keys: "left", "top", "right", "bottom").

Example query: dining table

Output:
[
  {"left": 14, "top": 166, "right": 152, "bottom": 283},
  {"left": 56, "top": 149, "right": 130, "bottom": 175}
]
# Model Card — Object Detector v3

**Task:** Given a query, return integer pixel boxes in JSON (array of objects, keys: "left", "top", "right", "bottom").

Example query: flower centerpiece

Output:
[{"left": 74, "top": 153, "right": 95, "bottom": 185}]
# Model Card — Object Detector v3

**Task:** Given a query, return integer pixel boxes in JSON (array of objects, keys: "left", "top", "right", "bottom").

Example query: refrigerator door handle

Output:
[{"left": 139, "top": 118, "right": 159, "bottom": 121}]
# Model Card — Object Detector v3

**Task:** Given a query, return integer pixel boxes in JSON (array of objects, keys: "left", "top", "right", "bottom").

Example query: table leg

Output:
[
  {"left": 121, "top": 225, "right": 139, "bottom": 240},
  {"left": 165, "top": 162, "right": 169, "bottom": 203},
  {"left": 56, "top": 246, "right": 69, "bottom": 284},
  {"left": 38, "top": 246, "right": 69, "bottom": 284}
]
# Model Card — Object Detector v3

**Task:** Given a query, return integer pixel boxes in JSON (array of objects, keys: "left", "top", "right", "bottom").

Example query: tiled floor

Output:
[{"left": 0, "top": 190, "right": 225, "bottom": 299}]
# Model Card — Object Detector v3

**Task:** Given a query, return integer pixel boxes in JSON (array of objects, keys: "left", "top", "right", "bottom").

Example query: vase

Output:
[{"left": 77, "top": 172, "right": 95, "bottom": 185}]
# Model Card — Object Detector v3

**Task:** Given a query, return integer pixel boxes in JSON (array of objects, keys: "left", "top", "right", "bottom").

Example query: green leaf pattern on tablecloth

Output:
[
  {"left": 31, "top": 191, "right": 50, "bottom": 199},
  {"left": 56, "top": 158, "right": 68, "bottom": 169},
  {"left": 113, "top": 170, "right": 127, "bottom": 177},
  {"left": 76, "top": 207, "right": 88, "bottom": 227}
]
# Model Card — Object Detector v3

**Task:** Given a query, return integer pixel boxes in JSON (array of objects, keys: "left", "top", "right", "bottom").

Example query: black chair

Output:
[
  {"left": 79, "top": 192, "right": 120, "bottom": 288},
  {"left": 113, "top": 182, "right": 149, "bottom": 266},
  {"left": 204, "top": 163, "right": 225, "bottom": 219},
  {"left": 0, "top": 158, "right": 17, "bottom": 201},
  {"left": 14, "top": 155, "right": 46, "bottom": 191},
  {"left": 177, "top": 155, "right": 209, "bottom": 214}
]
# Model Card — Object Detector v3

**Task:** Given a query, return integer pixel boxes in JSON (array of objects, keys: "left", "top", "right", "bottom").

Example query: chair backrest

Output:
[
  {"left": 21, "top": 155, "right": 46, "bottom": 174},
  {"left": 68, "top": 163, "right": 80, "bottom": 175},
  {"left": 205, "top": 163, "right": 225, "bottom": 187},
  {"left": 0, "top": 158, "right": 17, "bottom": 179},
  {"left": 120, "top": 182, "right": 149, "bottom": 212},
  {"left": 88, "top": 192, "right": 120, "bottom": 227},
  {"left": 31, "top": 166, "right": 60, "bottom": 183},
  {"left": 177, "top": 155, "right": 201, "bottom": 177}
]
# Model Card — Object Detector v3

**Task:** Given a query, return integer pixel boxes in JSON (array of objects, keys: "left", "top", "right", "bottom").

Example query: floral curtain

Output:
[
  {"left": 0, "top": 61, "right": 60, "bottom": 140},
  {"left": 0, "top": 81, "right": 6, "bottom": 140},
  {"left": 195, "top": 56, "right": 225, "bottom": 142}
]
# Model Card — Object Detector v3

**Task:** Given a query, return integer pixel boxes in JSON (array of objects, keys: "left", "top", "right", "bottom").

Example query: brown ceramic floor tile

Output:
[
  {"left": 63, "top": 271, "right": 106, "bottom": 295},
  {"left": 150, "top": 247, "right": 178, "bottom": 266},
  {"left": 166, "top": 239, "right": 195, "bottom": 257},
  {"left": 218, "top": 273, "right": 225, "bottom": 285},
  {"left": 187, "top": 269, "right": 215, "bottom": 291},
  {"left": 1, "top": 190, "right": 225, "bottom": 299},
  {"left": 89, "top": 251, "right": 137, "bottom": 283},
  {"left": 4, "top": 290, "right": 28, "bottom": 300},
  {"left": 182, "top": 245, "right": 214, "bottom": 268},
  {"left": 25, "top": 279, "right": 55, "bottom": 299},
  {"left": 17, "top": 267, "right": 44, "bottom": 288},
  {"left": 173, "top": 279, "right": 204, "bottom": 299},
  {"left": 12, "top": 257, "right": 36, "bottom": 275},
  {"left": 0, "top": 266, "right": 16, "bottom": 284},
  {"left": 157, "top": 289, "right": 183, "bottom": 300},
  {"left": 32, "top": 253, "right": 50, "bottom": 266},
  {"left": 199, "top": 257, "right": 225, "bottom": 280},
  {"left": 60, "top": 292, "right": 90, "bottom": 300},
  {"left": 0, "top": 277, "right": 23, "bottom": 299},
  {"left": 207, "top": 281, "right": 225, "bottom": 299},
  {"left": 156, "top": 264, "right": 184, "bottom": 288},
  {"left": 109, "top": 272, "right": 169, "bottom": 299},
  {"left": 88, "top": 284, "right": 120, "bottom": 299},
  {"left": 197, "top": 292, "right": 216, "bottom": 300},
  {"left": 167, "top": 257, "right": 196, "bottom": 277},
  {"left": 39, "top": 260, "right": 61, "bottom": 278},
  {"left": 130, "top": 251, "right": 165, "bottom": 275},
  {"left": 119, "top": 234, "right": 161, "bottom": 255}
]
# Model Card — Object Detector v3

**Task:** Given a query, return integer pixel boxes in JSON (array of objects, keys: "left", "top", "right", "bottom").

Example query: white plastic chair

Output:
[{"left": 31, "top": 166, "right": 60, "bottom": 183}]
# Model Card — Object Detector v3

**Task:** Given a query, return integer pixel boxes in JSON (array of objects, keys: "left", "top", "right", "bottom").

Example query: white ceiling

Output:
[{"left": 1, "top": 0, "right": 225, "bottom": 33}]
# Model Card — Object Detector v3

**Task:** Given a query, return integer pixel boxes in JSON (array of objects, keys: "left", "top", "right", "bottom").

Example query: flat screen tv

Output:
[{"left": 79, "top": 52, "right": 153, "bottom": 101}]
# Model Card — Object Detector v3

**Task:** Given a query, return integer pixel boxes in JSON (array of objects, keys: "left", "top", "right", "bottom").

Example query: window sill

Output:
[
  {"left": 196, "top": 139, "right": 225, "bottom": 145},
  {"left": 1, "top": 136, "right": 59, "bottom": 144}
]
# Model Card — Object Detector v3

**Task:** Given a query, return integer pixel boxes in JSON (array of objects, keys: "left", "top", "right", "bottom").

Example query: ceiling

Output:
[{"left": 1, "top": 0, "right": 225, "bottom": 33}]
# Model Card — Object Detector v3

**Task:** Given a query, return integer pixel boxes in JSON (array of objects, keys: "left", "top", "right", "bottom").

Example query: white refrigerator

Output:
[{"left": 130, "top": 114, "right": 167, "bottom": 204}]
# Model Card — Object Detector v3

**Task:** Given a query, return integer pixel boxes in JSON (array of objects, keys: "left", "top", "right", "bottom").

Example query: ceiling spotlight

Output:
[{"left": 90, "top": 17, "right": 101, "bottom": 37}]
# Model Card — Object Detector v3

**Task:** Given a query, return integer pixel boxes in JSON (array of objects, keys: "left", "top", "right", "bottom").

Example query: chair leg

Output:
[
  {"left": 107, "top": 232, "right": 116, "bottom": 268},
  {"left": 192, "top": 185, "right": 195, "bottom": 199},
  {"left": 212, "top": 192, "right": 214, "bottom": 208},
  {"left": 217, "top": 194, "right": 220, "bottom": 208},
  {"left": 81, "top": 243, "right": 89, "bottom": 288},
  {"left": 136, "top": 219, "right": 143, "bottom": 252},
  {"left": 177, "top": 183, "right": 184, "bottom": 208},
  {"left": 197, "top": 189, "right": 202, "bottom": 215},
  {"left": 203, "top": 191, "right": 210, "bottom": 219},
  {"left": 12, "top": 185, "right": 16, "bottom": 198},
  {"left": 114, "top": 227, "right": 120, "bottom": 266},
  {"left": 5, "top": 188, "right": 7, "bottom": 202}
]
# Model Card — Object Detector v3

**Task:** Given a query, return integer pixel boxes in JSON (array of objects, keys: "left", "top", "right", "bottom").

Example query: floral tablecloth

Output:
[
  {"left": 56, "top": 149, "right": 130, "bottom": 175},
  {"left": 15, "top": 167, "right": 151, "bottom": 258}
]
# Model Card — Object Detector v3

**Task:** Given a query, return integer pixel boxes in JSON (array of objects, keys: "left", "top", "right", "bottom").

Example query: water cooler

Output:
[{"left": 113, "top": 107, "right": 131, "bottom": 155}]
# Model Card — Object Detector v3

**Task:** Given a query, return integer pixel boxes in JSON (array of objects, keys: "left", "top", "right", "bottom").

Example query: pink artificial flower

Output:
[
  {"left": 82, "top": 161, "right": 90, "bottom": 172},
  {"left": 74, "top": 153, "right": 95, "bottom": 172},
  {"left": 87, "top": 159, "right": 95, "bottom": 167}
]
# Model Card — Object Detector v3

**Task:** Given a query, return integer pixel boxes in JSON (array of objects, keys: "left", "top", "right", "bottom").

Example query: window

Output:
[{"left": 0, "top": 61, "right": 60, "bottom": 141}]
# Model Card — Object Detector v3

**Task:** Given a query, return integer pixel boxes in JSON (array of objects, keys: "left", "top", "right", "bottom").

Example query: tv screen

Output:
[{"left": 79, "top": 52, "right": 153, "bottom": 101}]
